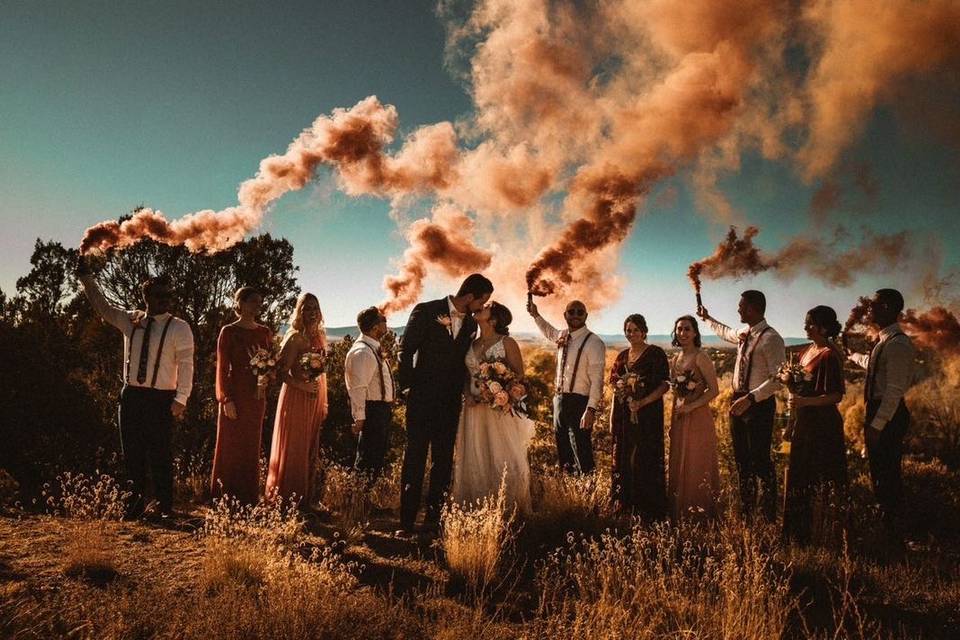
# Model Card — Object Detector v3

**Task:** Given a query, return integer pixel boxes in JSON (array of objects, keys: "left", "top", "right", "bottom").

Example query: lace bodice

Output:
[{"left": 465, "top": 337, "right": 507, "bottom": 395}]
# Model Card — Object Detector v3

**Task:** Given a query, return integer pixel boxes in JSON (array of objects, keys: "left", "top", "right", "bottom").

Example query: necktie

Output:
[
  {"left": 557, "top": 333, "right": 570, "bottom": 391},
  {"left": 864, "top": 340, "right": 882, "bottom": 403},
  {"left": 736, "top": 331, "right": 751, "bottom": 392},
  {"left": 136, "top": 316, "right": 154, "bottom": 384}
]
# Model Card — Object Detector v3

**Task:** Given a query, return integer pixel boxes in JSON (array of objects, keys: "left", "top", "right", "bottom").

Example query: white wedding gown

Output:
[{"left": 451, "top": 338, "right": 535, "bottom": 513}]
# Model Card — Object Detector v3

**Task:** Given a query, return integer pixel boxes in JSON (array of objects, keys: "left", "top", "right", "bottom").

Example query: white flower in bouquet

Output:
[{"left": 487, "top": 381, "right": 503, "bottom": 394}]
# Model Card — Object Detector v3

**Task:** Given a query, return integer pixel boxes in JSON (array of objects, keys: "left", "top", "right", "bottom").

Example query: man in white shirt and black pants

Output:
[
  {"left": 77, "top": 257, "right": 194, "bottom": 518},
  {"left": 528, "top": 298, "right": 605, "bottom": 475},
  {"left": 700, "top": 290, "right": 785, "bottom": 520},
  {"left": 847, "top": 289, "right": 915, "bottom": 533},
  {"left": 345, "top": 306, "right": 395, "bottom": 477}
]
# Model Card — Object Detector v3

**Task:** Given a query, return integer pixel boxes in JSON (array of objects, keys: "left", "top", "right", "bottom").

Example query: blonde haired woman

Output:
[{"left": 266, "top": 293, "right": 328, "bottom": 504}]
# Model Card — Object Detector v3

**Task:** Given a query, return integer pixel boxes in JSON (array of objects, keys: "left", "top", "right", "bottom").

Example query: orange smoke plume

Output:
[
  {"left": 79, "top": 96, "right": 460, "bottom": 257},
  {"left": 381, "top": 204, "right": 492, "bottom": 314},
  {"left": 901, "top": 306, "right": 960, "bottom": 357},
  {"left": 687, "top": 226, "right": 765, "bottom": 294},
  {"left": 688, "top": 225, "right": 913, "bottom": 294}
]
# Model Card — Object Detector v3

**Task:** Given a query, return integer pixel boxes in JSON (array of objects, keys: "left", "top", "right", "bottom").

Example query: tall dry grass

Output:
[
  {"left": 532, "top": 516, "right": 794, "bottom": 640},
  {"left": 440, "top": 480, "right": 517, "bottom": 599},
  {"left": 42, "top": 473, "right": 129, "bottom": 586}
]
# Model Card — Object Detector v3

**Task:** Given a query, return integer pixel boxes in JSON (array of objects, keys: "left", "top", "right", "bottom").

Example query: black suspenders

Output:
[{"left": 127, "top": 315, "right": 174, "bottom": 387}]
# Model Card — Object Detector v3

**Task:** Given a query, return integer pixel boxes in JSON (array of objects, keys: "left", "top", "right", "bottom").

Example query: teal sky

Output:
[{"left": 2, "top": 1, "right": 957, "bottom": 336}]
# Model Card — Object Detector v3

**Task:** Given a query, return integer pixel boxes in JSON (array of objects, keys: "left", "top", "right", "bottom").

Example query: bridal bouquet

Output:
[
  {"left": 670, "top": 370, "right": 699, "bottom": 399},
  {"left": 300, "top": 350, "right": 328, "bottom": 382},
  {"left": 475, "top": 357, "right": 529, "bottom": 417},
  {"left": 612, "top": 371, "right": 646, "bottom": 424},
  {"left": 775, "top": 360, "right": 813, "bottom": 395},
  {"left": 249, "top": 343, "right": 280, "bottom": 399}
]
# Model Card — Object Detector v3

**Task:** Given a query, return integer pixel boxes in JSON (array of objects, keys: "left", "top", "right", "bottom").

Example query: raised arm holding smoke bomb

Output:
[
  {"left": 698, "top": 290, "right": 784, "bottom": 521},
  {"left": 528, "top": 296, "right": 605, "bottom": 475}
]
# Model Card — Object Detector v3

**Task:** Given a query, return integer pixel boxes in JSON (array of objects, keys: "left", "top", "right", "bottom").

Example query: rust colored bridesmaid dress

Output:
[
  {"left": 265, "top": 332, "right": 328, "bottom": 504},
  {"left": 211, "top": 323, "right": 274, "bottom": 504}
]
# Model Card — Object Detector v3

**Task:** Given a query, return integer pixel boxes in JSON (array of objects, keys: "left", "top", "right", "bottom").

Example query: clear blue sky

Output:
[{"left": 2, "top": 1, "right": 957, "bottom": 336}]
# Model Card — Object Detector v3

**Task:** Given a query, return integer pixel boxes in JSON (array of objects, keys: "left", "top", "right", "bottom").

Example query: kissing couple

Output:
[{"left": 396, "top": 274, "right": 534, "bottom": 534}]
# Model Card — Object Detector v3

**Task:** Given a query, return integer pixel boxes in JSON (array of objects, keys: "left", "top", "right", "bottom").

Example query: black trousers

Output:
[
  {"left": 118, "top": 386, "right": 176, "bottom": 516},
  {"left": 865, "top": 399, "right": 909, "bottom": 526},
  {"left": 554, "top": 393, "right": 595, "bottom": 474},
  {"left": 730, "top": 393, "right": 777, "bottom": 520},
  {"left": 400, "top": 390, "right": 462, "bottom": 528},
  {"left": 354, "top": 401, "right": 392, "bottom": 476}
]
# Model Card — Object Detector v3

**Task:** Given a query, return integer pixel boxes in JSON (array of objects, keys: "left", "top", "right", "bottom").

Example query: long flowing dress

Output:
[
  {"left": 211, "top": 323, "right": 273, "bottom": 504},
  {"left": 452, "top": 338, "right": 535, "bottom": 513},
  {"left": 668, "top": 351, "right": 720, "bottom": 520},
  {"left": 610, "top": 345, "right": 670, "bottom": 520},
  {"left": 783, "top": 345, "right": 847, "bottom": 544},
  {"left": 266, "top": 331, "right": 328, "bottom": 503}
]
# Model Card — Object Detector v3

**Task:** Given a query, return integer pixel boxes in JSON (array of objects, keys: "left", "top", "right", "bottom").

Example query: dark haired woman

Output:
[
  {"left": 668, "top": 315, "right": 720, "bottom": 520},
  {"left": 451, "top": 301, "right": 534, "bottom": 512},
  {"left": 783, "top": 305, "right": 847, "bottom": 545},
  {"left": 609, "top": 314, "right": 670, "bottom": 519},
  {"left": 211, "top": 287, "right": 274, "bottom": 504}
]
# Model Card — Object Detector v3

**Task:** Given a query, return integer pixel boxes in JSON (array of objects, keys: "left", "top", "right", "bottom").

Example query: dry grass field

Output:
[{"left": 2, "top": 345, "right": 959, "bottom": 639}]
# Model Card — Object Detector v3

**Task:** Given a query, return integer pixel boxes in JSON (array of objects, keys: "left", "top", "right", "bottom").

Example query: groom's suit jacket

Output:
[{"left": 398, "top": 297, "right": 477, "bottom": 403}]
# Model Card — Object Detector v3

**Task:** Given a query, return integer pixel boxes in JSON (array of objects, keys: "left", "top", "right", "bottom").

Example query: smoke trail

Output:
[
  {"left": 902, "top": 306, "right": 960, "bottom": 356},
  {"left": 690, "top": 225, "right": 915, "bottom": 289},
  {"left": 381, "top": 203, "right": 492, "bottom": 314}
]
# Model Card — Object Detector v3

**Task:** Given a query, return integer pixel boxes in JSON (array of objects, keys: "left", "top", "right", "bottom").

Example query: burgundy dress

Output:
[
  {"left": 610, "top": 346, "right": 670, "bottom": 520},
  {"left": 211, "top": 324, "right": 273, "bottom": 504},
  {"left": 783, "top": 345, "right": 847, "bottom": 544},
  {"left": 266, "top": 331, "right": 328, "bottom": 503}
]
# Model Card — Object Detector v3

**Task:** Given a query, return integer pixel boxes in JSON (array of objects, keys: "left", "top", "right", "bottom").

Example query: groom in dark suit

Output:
[{"left": 397, "top": 273, "right": 494, "bottom": 532}]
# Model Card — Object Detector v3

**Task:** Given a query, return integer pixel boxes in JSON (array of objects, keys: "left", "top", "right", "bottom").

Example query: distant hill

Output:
[{"left": 322, "top": 326, "right": 809, "bottom": 348}]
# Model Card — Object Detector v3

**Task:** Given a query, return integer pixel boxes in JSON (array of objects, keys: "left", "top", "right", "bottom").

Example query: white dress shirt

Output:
[
  {"left": 848, "top": 323, "right": 915, "bottom": 431},
  {"left": 447, "top": 296, "right": 466, "bottom": 338},
  {"left": 533, "top": 315, "right": 605, "bottom": 410},
  {"left": 709, "top": 318, "right": 785, "bottom": 402},
  {"left": 80, "top": 275, "right": 195, "bottom": 405},
  {"left": 344, "top": 334, "right": 395, "bottom": 421}
]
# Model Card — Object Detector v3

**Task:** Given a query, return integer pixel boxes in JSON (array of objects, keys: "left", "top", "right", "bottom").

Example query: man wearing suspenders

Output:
[
  {"left": 345, "top": 306, "right": 395, "bottom": 477},
  {"left": 528, "top": 298, "right": 605, "bottom": 475},
  {"left": 77, "top": 257, "right": 195, "bottom": 518},
  {"left": 700, "top": 290, "right": 785, "bottom": 520},
  {"left": 847, "top": 289, "right": 915, "bottom": 536}
]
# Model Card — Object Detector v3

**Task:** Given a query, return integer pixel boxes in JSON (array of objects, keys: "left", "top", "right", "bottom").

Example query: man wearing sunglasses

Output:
[
  {"left": 77, "top": 256, "right": 195, "bottom": 519},
  {"left": 528, "top": 298, "right": 605, "bottom": 474}
]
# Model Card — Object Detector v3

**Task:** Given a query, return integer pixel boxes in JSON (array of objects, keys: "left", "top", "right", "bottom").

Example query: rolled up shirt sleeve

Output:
[
  {"left": 708, "top": 318, "right": 740, "bottom": 345},
  {"left": 174, "top": 323, "right": 195, "bottom": 406},
  {"left": 847, "top": 352, "right": 870, "bottom": 370},
  {"left": 79, "top": 275, "right": 132, "bottom": 333},
  {"left": 345, "top": 349, "right": 376, "bottom": 421},
  {"left": 749, "top": 333, "right": 785, "bottom": 402},
  {"left": 533, "top": 315, "right": 560, "bottom": 343},
  {"left": 586, "top": 337, "right": 606, "bottom": 410},
  {"left": 871, "top": 339, "right": 915, "bottom": 431}
]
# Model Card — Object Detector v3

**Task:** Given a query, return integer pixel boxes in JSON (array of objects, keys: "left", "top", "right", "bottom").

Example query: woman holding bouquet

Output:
[
  {"left": 211, "top": 287, "right": 274, "bottom": 504},
  {"left": 266, "top": 292, "right": 329, "bottom": 505},
  {"left": 609, "top": 314, "right": 670, "bottom": 520},
  {"left": 782, "top": 305, "right": 847, "bottom": 545},
  {"left": 668, "top": 315, "right": 720, "bottom": 520},
  {"left": 452, "top": 301, "right": 534, "bottom": 512}
]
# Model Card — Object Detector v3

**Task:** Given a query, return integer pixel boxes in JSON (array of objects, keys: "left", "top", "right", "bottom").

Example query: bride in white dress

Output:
[{"left": 452, "top": 301, "right": 535, "bottom": 513}]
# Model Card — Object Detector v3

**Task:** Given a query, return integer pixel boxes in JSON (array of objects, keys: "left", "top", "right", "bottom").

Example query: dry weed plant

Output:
[
  {"left": 440, "top": 480, "right": 517, "bottom": 600},
  {"left": 173, "top": 449, "right": 211, "bottom": 504},
  {"left": 532, "top": 515, "right": 795, "bottom": 640},
  {"left": 43, "top": 473, "right": 129, "bottom": 586}
]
